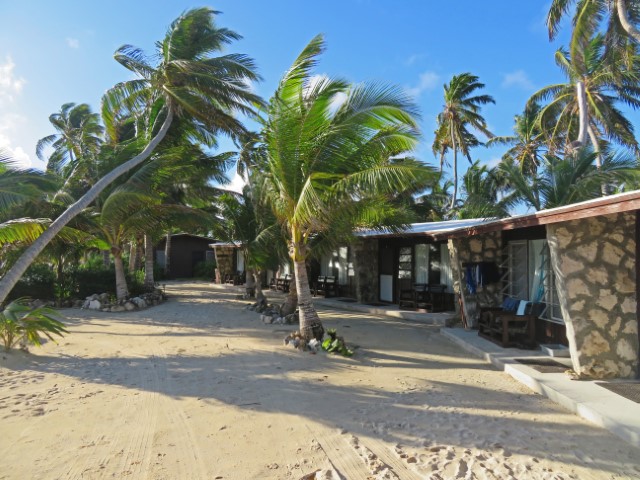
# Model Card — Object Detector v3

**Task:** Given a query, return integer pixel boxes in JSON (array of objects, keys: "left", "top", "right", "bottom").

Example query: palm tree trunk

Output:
[
  {"left": 280, "top": 267, "right": 298, "bottom": 316},
  {"left": 113, "top": 248, "right": 129, "bottom": 302},
  {"left": 617, "top": 0, "right": 640, "bottom": 43},
  {"left": 128, "top": 241, "right": 137, "bottom": 273},
  {"left": 0, "top": 109, "right": 174, "bottom": 305},
  {"left": 254, "top": 269, "right": 265, "bottom": 303},
  {"left": 144, "top": 234, "right": 155, "bottom": 290},
  {"left": 245, "top": 266, "right": 256, "bottom": 297},
  {"left": 588, "top": 125, "right": 607, "bottom": 195},
  {"left": 164, "top": 232, "right": 171, "bottom": 277},
  {"left": 450, "top": 123, "right": 458, "bottom": 209},
  {"left": 294, "top": 257, "right": 324, "bottom": 341},
  {"left": 576, "top": 81, "right": 588, "bottom": 146}
]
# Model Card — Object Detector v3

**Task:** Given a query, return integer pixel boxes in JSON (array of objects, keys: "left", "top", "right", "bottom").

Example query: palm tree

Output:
[
  {"left": 529, "top": 34, "right": 640, "bottom": 165},
  {"left": 501, "top": 149, "right": 637, "bottom": 211},
  {"left": 547, "top": 0, "right": 640, "bottom": 46},
  {"left": 455, "top": 161, "right": 512, "bottom": 219},
  {"left": 0, "top": 8, "right": 261, "bottom": 304},
  {"left": 36, "top": 102, "right": 103, "bottom": 179},
  {"left": 262, "top": 35, "right": 435, "bottom": 340},
  {"left": 433, "top": 73, "right": 495, "bottom": 209},
  {"left": 487, "top": 102, "right": 549, "bottom": 176}
]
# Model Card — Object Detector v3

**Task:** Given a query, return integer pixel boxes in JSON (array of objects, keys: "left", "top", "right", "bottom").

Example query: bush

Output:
[
  {"left": 8, "top": 264, "right": 56, "bottom": 302},
  {"left": 193, "top": 259, "right": 216, "bottom": 279}
]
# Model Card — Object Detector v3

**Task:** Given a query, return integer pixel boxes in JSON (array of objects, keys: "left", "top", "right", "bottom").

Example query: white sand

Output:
[{"left": 0, "top": 281, "right": 638, "bottom": 480}]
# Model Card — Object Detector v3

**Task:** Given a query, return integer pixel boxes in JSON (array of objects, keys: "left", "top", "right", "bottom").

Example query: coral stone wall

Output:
[
  {"left": 448, "top": 231, "right": 502, "bottom": 327},
  {"left": 352, "top": 238, "right": 379, "bottom": 303},
  {"left": 547, "top": 212, "right": 638, "bottom": 379},
  {"left": 214, "top": 246, "right": 235, "bottom": 284}
]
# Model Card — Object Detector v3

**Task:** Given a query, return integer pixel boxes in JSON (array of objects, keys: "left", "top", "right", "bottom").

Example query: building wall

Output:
[
  {"left": 448, "top": 231, "right": 502, "bottom": 327},
  {"left": 155, "top": 236, "right": 214, "bottom": 278},
  {"left": 214, "top": 246, "right": 236, "bottom": 283},
  {"left": 547, "top": 212, "right": 638, "bottom": 379},
  {"left": 352, "top": 238, "right": 379, "bottom": 303}
]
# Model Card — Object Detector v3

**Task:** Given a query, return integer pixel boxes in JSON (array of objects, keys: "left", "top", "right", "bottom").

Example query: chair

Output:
[
  {"left": 398, "top": 279, "right": 415, "bottom": 309},
  {"left": 276, "top": 274, "right": 291, "bottom": 292},
  {"left": 427, "top": 284, "right": 447, "bottom": 312},
  {"left": 479, "top": 299, "right": 538, "bottom": 348},
  {"left": 414, "top": 284, "right": 431, "bottom": 310},
  {"left": 312, "top": 276, "right": 326, "bottom": 297}
]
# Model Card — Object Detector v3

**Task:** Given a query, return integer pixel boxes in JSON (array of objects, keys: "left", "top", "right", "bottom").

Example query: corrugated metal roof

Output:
[{"left": 355, "top": 218, "right": 497, "bottom": 238}]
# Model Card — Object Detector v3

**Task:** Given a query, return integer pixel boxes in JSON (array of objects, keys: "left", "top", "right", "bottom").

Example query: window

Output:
[
  {"left": 505, "top": 239, "right": 564, "bottom": 324},
  {"left": 414, "top": 244, "right": 429, "bottom": 283},
  {"left": 398, "top": 247, "right": 412, "bottom": 279}
]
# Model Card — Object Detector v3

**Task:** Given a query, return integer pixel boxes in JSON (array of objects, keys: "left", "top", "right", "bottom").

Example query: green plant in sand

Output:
[
  {"left": 0, "top": 298, "right": 68, "bottom": 351},
  {"left": 322, "top": 328, "right": 353, "bottom": 357}
]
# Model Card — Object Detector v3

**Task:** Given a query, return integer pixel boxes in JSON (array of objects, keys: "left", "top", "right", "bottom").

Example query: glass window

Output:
[
  {"left": 398, "top": 247, "right": 412, "bottom": 279},
  {"left": 414, "top": 244, "right": 429, "bottom": 283}
]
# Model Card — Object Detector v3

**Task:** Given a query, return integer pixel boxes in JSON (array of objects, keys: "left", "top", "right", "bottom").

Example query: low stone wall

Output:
[
  {"left": 214, "top": 246, "right": 235, "bottom": 284},
  {"left": 547, "top": 212, "right": 638, "bottom": 379},
  {"left": 449, "top": 231, "right": 502, "bottom": 327},
  {"left": 352, "top": 238, "right": 379, "bottom": 303}
]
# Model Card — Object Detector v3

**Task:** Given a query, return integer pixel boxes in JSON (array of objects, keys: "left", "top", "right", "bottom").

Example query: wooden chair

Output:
[
  {"left": 312, "top": 276, "right": 326, "bottom": 296},
  {"left": 427, "top": 284, "right": 447, "bottom": 312},
  {"left": 398, "top": 279, "right": 415, "bottom": 309},
  {"left": 479, "top": 300, "right": 538, "bottom": 348}
]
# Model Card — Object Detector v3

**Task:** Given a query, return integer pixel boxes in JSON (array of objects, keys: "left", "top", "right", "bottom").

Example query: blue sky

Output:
[{"left": 0, "top": 1, "right": 580, "bottom": 185}]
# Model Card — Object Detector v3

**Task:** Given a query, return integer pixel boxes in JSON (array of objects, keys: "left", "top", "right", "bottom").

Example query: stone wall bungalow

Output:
[{"left": 210, "top": 191, "right": 640, "bottom": 380}]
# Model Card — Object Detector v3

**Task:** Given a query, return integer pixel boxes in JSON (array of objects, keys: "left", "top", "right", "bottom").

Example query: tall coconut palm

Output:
[
  {"left": 529, "top": 34, "right": 640, "bottom": 165},
  {"left": 262, "top": 35, "right": 435, "bottom": 340},
  {"left": 456, "top": 161, "right": 512, "bottom": 219},
  {"left": 433, "top": 73, "right": 495, "bottom": 209},
  {"left": 486, "top": 102, "right": 549, "bottom": 176},
  {"left": 0, "top": 8, "right": 261, "bottom": 304},
  {"left": 36, "top": 102, "right": 103, "bottom": 179},
  {"left": 547, "top": 0, "right": 640, "bottom": 46}
]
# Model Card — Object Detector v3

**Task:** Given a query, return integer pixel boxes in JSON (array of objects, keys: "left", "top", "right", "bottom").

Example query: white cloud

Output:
[
  {"left": 66, "top": 37, "right": 80, "bottom": 49},
  {"left": 0, "top": 113, "right": 32, "bottom": 168},
  {"left": 502, "top": 70, "right": 535, "bottom": 91},
  {"left": 404, "top": 53, "right": 425, "bottom": 66},
  {"left": 406, "top": 71, "right": 440, "bottom": 98},
  {"left": 0, "top": 56, "right": 25, "bottom": 105},
  {"left": 222, "top": 171, "right": 246, "bottom": 194}
]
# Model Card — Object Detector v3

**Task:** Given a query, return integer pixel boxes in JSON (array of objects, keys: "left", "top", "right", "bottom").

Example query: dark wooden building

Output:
[{"left": 155, "top": 234, "right": 216, "bottom": 279}]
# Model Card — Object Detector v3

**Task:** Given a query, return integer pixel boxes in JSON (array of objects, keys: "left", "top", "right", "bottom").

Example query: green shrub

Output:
[
  {"left": 8, "top": 264, "right": 56, "bottom": 302},
  {"left": 193, "top": 259, "right": 216, "bottom": 279},
  {"left": 0, "top": 298, "right": 68, "bottom": 351}
]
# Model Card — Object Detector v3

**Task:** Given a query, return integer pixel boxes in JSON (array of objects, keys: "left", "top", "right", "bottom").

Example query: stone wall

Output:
[
  {"left": 214, "top": 246, "right": 236, "bottom": 284},
  {"left": 448, "top": 231, "right": 502, "bottom": 327},
  {"left": 547, "top": 212, "right": 638, "bottom": 379},
  {"left": 352, "top": 238, "right": 379, "bottom": 303}
]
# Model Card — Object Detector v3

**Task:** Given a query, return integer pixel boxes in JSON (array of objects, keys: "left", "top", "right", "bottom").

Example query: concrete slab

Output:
[
  {"left": 312, "top": 296, "right": 456, "bottom": 326},
  {"left": 441, "top": 327, "right": 640, "bottom": 448}
]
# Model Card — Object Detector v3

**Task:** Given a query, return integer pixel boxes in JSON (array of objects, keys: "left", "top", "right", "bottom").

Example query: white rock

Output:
[
  {"left": 131, "top": 297, "right": 147, "bottom": 308},
  {"left": 88, "top": 300, "right": 101, "bottom": 310},
  {"left": 111, "top": 305, "right": 126, "bottom": 312},
  {"left": 124, "top": 301, "right": 136, "bottom": 311}
]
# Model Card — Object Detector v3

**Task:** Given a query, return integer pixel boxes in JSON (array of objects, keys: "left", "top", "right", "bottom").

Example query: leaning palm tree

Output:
[
  {"left": 433, "top": 73, "right": 495, "bottom": 208},
  {"left": 529, "top": 34, "right": 640, "bottom": 165},
  {"left": 261, "top": 35, "right": 435, "bottom": 341},
  {"left": 0, "top": 8, "right": 261, "bottom": 305}
]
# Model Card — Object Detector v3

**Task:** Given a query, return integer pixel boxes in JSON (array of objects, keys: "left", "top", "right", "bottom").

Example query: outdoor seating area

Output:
[
  {"left": 398, "top": 282, "right": 448, "bottom": 312},
  {"left": 313, "top": 275, "right": 338, "bottom": 297},
  {"left": 224, "top": 271, "right": 245, "bottom": 286},
  {"left": 270, "top": 274, "right": 292, "bottom": 293},
  {"left": 478, "top": 298, "right": 538, "bottom": 348}
]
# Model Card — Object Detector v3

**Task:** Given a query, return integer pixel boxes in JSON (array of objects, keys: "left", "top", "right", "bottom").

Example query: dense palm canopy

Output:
[
  {"left": 433, "top": 73, "right": 495, "bottom": 208},
  {"left": 0, "top": 8, "right": 261, "bottom": 305},
  {"left": 529, "top": 34, "right": 640, "bottom": 161},
  {"left": 547, "top": 0, "right": 640, "bottom": 46},
  {"left": 262, "top": 34, "right": 436, "bottom": 340},
  {"left": 501, "top": 149, "right": 637, "bottom": 210}
]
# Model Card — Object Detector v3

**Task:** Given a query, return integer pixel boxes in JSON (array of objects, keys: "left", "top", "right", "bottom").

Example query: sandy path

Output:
[{"left": 1, "top": 281, "right": 638, "bottom": 479}]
